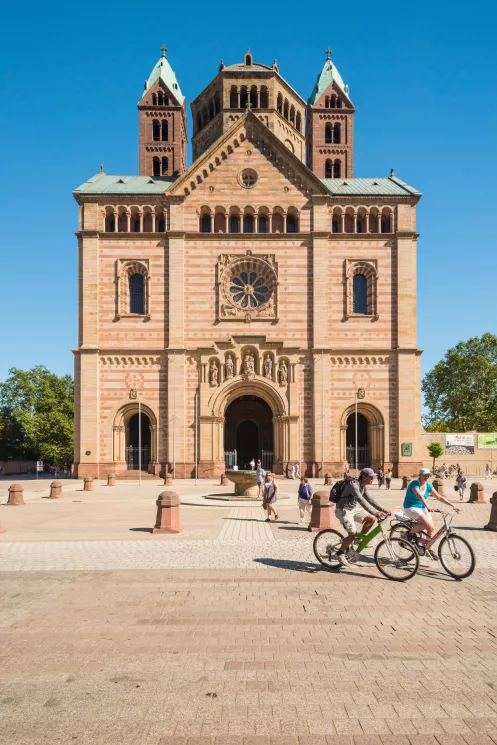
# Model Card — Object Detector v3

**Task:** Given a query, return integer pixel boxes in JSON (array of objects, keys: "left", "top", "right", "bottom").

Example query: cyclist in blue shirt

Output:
[{"left": 403, "top": 468, "right": 456, "bottom": 545}]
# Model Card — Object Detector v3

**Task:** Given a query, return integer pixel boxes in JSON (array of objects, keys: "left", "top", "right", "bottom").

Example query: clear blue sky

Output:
[{"left": 0, "top": 0, "right": 495, "bottom": 388}]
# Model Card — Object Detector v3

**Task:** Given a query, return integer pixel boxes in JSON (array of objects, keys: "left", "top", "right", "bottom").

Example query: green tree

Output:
[
  {"left": 0, "top": 366, "right": 74, "bottom": 463},
  {"left": 427, "top": 441, "right": 444, "bottom": 472},
  {"left": 423, "top": 332, "right": 497, "bottom": 432}
]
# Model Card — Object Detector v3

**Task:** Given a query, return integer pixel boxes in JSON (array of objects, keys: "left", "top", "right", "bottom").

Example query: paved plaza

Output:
[{"left": 1, "top": 476, "right": 497, "bottom": 744}]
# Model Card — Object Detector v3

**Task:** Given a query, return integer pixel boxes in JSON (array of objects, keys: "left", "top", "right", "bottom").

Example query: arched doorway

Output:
[
  {"left": 126, "top": 412, "right": 151, "bottom": 471},
  {"left": 224, "top": 395, "right": 274, "bottom": 470},
  {"left": 346, "top": 412, "right": 369, "bottom": 469}
]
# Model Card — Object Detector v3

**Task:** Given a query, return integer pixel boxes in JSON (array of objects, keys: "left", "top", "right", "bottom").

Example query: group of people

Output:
[{"left": 343, "top": 461, "right": 393, "bottom": 489}]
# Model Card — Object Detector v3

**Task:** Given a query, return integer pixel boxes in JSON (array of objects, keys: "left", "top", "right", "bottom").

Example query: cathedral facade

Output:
[{"left": 73, "top": 48, "right": 423, "bottom": 479}]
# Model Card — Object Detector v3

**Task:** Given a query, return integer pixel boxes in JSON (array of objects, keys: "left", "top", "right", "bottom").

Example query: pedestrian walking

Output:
[
  {"left": 297, "top": 477, "right": 313, "bottom": 525},
  {"left": 291, "top": 464, "right": 296, "bottom": 479},
  {"left": 385, "top": 468, "right": 392, "bottom": 489},
  {"left": 294, "top": 463, "right": 300, "bottom": 479},
  {"left": 250, "top": 458, "right": 255, "bottom": 470},
  {"left": 456, "top": 470, "right": 467, "bottom": 501},
  {"left": 377, "top": 467, "right": 384, "bottom": 488},
  {"left": 255, "top": 464, "right": 266, "bottom": 496},
  {"left": 442, "top": 462, "right": 449, "bottom": 478},
  {"left": 263, "top": 473, "right": 279, "bottom": 521},
  {"left": 485, "top": 464, "right": 492, "bottom": 479}
]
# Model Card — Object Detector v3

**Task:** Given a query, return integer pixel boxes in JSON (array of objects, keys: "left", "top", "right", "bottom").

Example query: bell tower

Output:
[
  {"left": 306, "top": 49, "right": 355, "bottom": 179},
  {"left": 138, "top": 46, "right": 188, "bottom": 177}
]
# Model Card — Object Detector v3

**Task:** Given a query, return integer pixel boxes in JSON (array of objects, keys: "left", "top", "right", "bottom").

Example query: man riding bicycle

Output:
[{"left": 335, "top": 467, "right": 391, "bottom": 568}]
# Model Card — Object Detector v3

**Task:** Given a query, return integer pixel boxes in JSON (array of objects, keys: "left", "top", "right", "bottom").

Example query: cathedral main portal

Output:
[{"left": 224, "top": 395, "right": 274, "bottom": 471}]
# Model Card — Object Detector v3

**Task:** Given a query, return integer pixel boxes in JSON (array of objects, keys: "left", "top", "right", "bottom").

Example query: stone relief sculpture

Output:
[
  {"left": 243, "top": 352, "right": 255, "bottom": 375},
  {"left": 210, "top": 361, "right": 219, "bottom": 386},
  {"left": 279, "top": 360, "right": 288, "bottom": 386},
  {"left": 225, "top": 356, "right": 234, "bottom": 379},
  {"left": 263, "top": 355, "right": 273, "bottom": 380}
]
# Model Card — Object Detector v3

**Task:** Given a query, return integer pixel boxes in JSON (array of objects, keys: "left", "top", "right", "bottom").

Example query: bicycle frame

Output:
[
  {"left": 392, "top": 509, "right": 457, "bottom": 551},
  {"left": 354, "top": 520, "right": 386, "bottom": 553}
]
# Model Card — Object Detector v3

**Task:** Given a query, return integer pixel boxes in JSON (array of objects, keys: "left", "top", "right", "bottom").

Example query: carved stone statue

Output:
[
  {"left": 225, "top": 356, "right": 234, "bottom": 379},
  {"left": 263, "top": 355, "right": 273, "bottom": 379},
  {"left": 243, "top": 352, "right": 255, "bottom": 375},
  {"left": 210, "top": 362, "right": 219, "bottom": 386},
  {"left": 279, "top": 360, "right": 288, "bottom": 385}
]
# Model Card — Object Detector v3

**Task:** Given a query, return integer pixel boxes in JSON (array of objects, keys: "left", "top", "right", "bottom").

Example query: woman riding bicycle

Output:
[{"left": 403, "top": 468, "right": 458, "bottom": 557}]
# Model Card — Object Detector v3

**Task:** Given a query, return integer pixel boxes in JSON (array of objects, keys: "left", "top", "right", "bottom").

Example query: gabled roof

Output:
[
  {"left": 140, "top": 49, "right": 184, "bottom": 105},
  {"left": 320, "top": 175, "right": 421, "bottom": 197},
  {"left": 168, "top": 109, "right": 329, "bottom": 197},
  {"left": 309, "top": 56, "right": 350, "bottom": 105},
  {"left": 74, "top": 173, "right": 176, "bottom": 195}
]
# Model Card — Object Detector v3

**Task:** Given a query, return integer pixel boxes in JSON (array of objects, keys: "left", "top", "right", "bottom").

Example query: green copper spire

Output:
[
  {"left": 308, "top": 48, "right": 350, "bottom": 105},
  {"left": 141, "top": 46, "right": 185, "bottom": 105}
]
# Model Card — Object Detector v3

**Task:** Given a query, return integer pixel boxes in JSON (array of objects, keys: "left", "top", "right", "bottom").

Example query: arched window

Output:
[
  {"left": 353, "top": 274, "right": 368, "bottom": 314},
  {"left": 152, "top": 93, "right": 157, "bottom": 105},
  {"left": 325, "top": 159, "right": 332, "bottom": 178},
  {"left": 230, "top": 86, "right": 238, "bottom": 109},
  {"left": 258, "top": 215, "right": 268, "bottom": 233},
  {"left": 133, "top": 217, "right": 140, "bottom": 233},
  {"left": 161, "top": 157, "right": 168, "bottom": 175},
  {"left": 157, "top": 217, "right": 165, "bottom": 232},
  {"left": 153, "top": 120, "right": 160, "bottom": 141},
  {"left": 277, "top": 93, "right": 283, "bottom": 114},
  {"left": 153, "top": 158, "right": 160, "bottom": 177},
  {"left": 260, "top": 86, "right": 268, "bottom": 108},
  {"left": 290, "top": 105, "right": 295, "bottom": 125},
  {"left": 325, "top": 96, "right": 329, "bottom": 108},
  {"left": 325, "top": 123, "right": 332, "bottom": 143},
  {"left": 158, "top": 91, "right": 164, "bottom": 105},
  {"left": 337, "top": 98, "right": 342, "bottom": 109},
  {"left": 240, "top": 86, "right": 248, "bottom": 109},
  {"left": 229, "top": 214, "right": 240, "bottom": 233},
  {"left": 330, "top": 95, "right": 336, "bottom": 108},
  {"left": 161, "top": 120, "right": 168, "bottom": 141},
  {"left": 200, "top": 213, "right": 211, "bottom": 233},
  {"left": 214, "top": 212, "right": 226, "bottom": 233},
  {"left": 243, "top": 214, "right": 254, "bottom": 233},
  {"left": 283, "top": 99, "right": 289, "bottom": 119},
  {"left": 105, "top": 214, "right": 116, "bottom": 232},
  {"left": 250, "top": 85, "right": 257, "bottom": 109},
  {"left": 357, "top": 218, "right": 363, "bottom": 234},
  {"left": 272, "top": 212, "right": 284, "bottom": 233},
  {"left": 129, "top": 273, "right": 145, "bottom": 314},
  {"left": 333, "top": 123, "right": 341, "bottom": 143},
  {"left": 334, "top": 160, "right": 341, "bottom": 179},
  {"left": 286, "top": 213, "right": 298, "bottom": 233},
  {"left": 296, "top": 112, "right": 302, "bottom": 132},
  {"left": 143, "top": 211, "right": 153, "bottom": 231},
  {"left": 164, "top": 95, "right": 169, "bottom": 105},
  {"left": 332, "top": 219, "right": 339, "bottom": 233}
]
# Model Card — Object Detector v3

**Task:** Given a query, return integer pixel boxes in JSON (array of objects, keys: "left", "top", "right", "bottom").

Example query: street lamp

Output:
[{"left": 355, "top": 387, "right": 366, "bottom": 471}]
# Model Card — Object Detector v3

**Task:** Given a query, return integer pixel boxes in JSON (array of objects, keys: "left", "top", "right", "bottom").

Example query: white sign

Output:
[
  {"left": 36, "top": 461, "right": 43, "bottom": 472},
  {"left": 445, "top": 434, "right": 474, "bottom": 455}
]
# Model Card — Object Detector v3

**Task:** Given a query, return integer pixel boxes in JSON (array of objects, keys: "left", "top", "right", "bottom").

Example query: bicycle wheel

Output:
[
  {"left": 375, "top": 538, "right": 419, "bottom": 581},
  {"left": 389, "top": 524, "right": 418, "bottom": 560},
  {"left": 313, "top": 529, "right": 345, "bottom": 568},
  {"left": 438, "top": 534, "right": 475, "bottom": 579}
]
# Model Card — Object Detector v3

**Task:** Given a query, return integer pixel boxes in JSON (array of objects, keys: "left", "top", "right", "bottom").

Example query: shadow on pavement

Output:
[
  {"left": 129, "top": 527, "right": 154, "bottom": 534},
  {"left": 253, "top": 558, "right": 322, "bottom": 573}
]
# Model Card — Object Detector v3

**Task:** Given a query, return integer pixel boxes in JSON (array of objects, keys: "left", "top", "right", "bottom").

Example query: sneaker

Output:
[
  {"left": 337, "top": 552, "right": 351, "bottom": 568},
  {"left": 427, "top": 549, "right": 439, "bottom": 561}
]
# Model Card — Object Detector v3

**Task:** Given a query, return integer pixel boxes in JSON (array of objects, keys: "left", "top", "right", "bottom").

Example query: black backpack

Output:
[{"left": 329, "top": 476, "right": 357, "bottom": 504}]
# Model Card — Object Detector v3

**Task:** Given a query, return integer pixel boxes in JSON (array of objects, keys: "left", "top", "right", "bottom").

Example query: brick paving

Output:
[{"left": 1, "top": 478, "right": 497, "bottom": 743}]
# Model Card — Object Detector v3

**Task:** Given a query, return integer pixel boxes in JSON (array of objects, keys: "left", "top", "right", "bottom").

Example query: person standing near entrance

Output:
[
  {"left": 256, "top": 465, "right": 266, "bottom": 496},
  {"left": 385, "top": 468, "right": 393, "bottom": 490},
  {"left": 250, "top": 458, "right": 255, "bottom": 470},
  {"left": 297, "top": 477, "right": 313, "bottom": 525},
  {"left": 377, "top": 466, "right": 384, "bottom": 488},
  {"left": 263, "top": 472, "right": 279, "bottom": 521}
]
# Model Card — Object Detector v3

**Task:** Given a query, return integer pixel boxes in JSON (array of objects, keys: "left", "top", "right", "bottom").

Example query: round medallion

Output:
[{"left": 238, "top": 168, "right": 258, "bottom": 188}]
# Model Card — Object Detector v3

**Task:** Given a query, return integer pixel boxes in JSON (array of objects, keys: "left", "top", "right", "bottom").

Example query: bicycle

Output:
[
  {"left": 313, "top": 514, "right": 419, "bottom": 581},
  {"left": 389, "top": 508, "right": 475, "bottom": 579}
]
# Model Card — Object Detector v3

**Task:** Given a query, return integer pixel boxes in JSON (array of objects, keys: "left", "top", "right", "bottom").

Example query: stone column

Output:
[
  {"left": 49, "top": 480, "right": 63, "bottom": 499},
  {"left": 139, "top": 211, "right": 143, "bottom": 232},
  {"left": 341, "top": 212, "right": 345, "bottom": 233},
  {"left": 7, "top": 483, "right": 24, "bottom": 505},
  {"left": 378, "top": 212, "right": 382, "bottom": 233},
  {"left": 366, "top": 212, "right": 370, "bottom": 233},
  {"left": 484, "top": 492, "right": 497, "bottom": 531},
  {"left": 469, "top": 482, "right": 485, "bottom": 503},
  {"left": 153, "top": 490, "right": 183, "bottom": 534},
  {"left": 125, "top": 211, "right": 130, "bottom": 232},
  {"left": 308, "top": 490, "right": 336, "bottom": 532},
  {"left": 353, "top": 211, "right": 358, "bottom": 233}
]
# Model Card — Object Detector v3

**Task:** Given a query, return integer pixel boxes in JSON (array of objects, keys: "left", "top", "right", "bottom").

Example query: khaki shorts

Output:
[{"left": 335, "top": 505, "right": 370, "bottom": 534}]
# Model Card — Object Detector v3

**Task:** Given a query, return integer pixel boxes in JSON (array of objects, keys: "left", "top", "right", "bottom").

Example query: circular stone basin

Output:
[{"left": 225, "top": 470, "right": 260, "bottom": 497}]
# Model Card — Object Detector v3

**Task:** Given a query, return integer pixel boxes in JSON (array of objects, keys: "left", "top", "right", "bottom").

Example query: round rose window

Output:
[
  {"left": 229, "top": 271, "right": 269, "bottom": 308},
  {"left": 239, "top": 168, "right": 258, "bottom": 188}
]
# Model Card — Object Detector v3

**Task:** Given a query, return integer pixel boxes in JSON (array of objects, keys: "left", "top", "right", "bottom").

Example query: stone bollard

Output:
[
  {"left": 220, "top": 473, "right": 229, "bottom": 486},
  {"left": 83, "top": 476, "right": 94, "bottom": 492},
  {"left": 107, "top": 474, "right": 116, "bottom": 487},
  {"left": 153, "top": 490, "right": 183, "bottom": 534},
  {"left": 484, "top": 492, "right": 497, "bottom": 532},
  {"left": 49, "top": 480, "right": 63, "bottom": 499},
  {"left": 432, "top": 478, "right": 445, "bottom": 497},
  {"left": 163, "top": 470, "right": 173, "bottom": 486},
  {"left": 402, "top": 475, "right": 409, "bottom": 490},
  {"left": 324, "top": 473, "right": 332, "bottom": 486},
  {"left": 308, "top": 489, "right": 336, "bottom": 532},
  {"left": 468, "top": 482, "right": 485, "bottom": 503},
  {"left": 7, "top": 483, "right": 25, "bottom": 506}
]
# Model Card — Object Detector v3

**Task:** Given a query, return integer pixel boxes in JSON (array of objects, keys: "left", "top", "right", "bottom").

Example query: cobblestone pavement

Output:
[{"left": 1, "top": 568, "right": 497, "bottom": 744}]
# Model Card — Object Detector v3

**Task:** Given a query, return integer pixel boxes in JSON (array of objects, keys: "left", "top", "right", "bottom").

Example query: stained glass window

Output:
[
  {"left": 129, "top": 273, "right": 145, "bottom": 314},
  {"left": 229, "top": 271, "right": 269, "bottom": 309},
  {"left": 353, "top": 274, "right": 367, "bottom": 314}
]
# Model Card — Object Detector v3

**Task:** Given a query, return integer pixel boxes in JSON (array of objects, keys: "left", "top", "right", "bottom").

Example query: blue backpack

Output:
[{"left": 298, "top": 484, "right": 311, "bottom": 500}]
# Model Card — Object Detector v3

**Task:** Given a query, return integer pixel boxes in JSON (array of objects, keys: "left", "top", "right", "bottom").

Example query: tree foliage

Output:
[
  {"left": 0, "top": 366, "right": 74, "bottom": 463},
  {"left": 422, "top": 333, "right": 497, "bottom": 432},
  {"left": 427, "top": 441, "right": 444, "bottom": 471}
]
